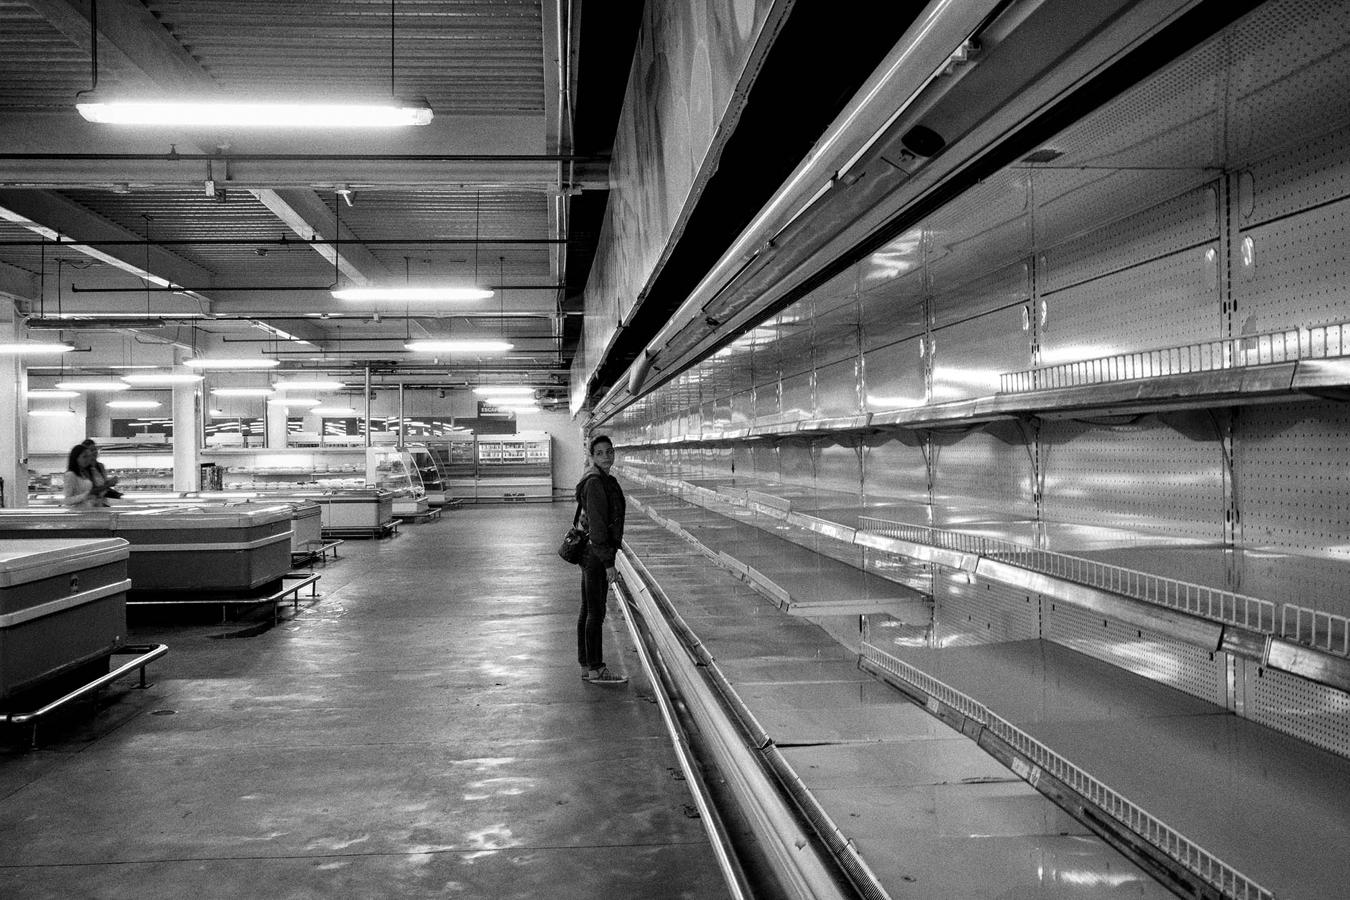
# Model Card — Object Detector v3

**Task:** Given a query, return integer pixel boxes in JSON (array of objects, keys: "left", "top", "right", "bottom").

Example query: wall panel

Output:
[
  {"left": 1040, "top": 416, "right": 1224, "bottom": 539},
  {"left": 863, "top": 337, "right": 926, "bottom": 412},
  {"left": 862, "top": 437, "right": 928, "bottom": 505},
  {"left": 930, "top": 426, "right": 1034, "bottom": 518},
  {"left": 814, "top": 358, "right": 861, "bottom": 419},
  {"left": 930, "top": 305, "right": 1029, "bottom": 402}
]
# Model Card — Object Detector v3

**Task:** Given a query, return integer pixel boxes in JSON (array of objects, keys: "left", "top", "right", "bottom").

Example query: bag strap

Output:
[{"left": 573, "top": 473, "right": 595, "bottom": 526}]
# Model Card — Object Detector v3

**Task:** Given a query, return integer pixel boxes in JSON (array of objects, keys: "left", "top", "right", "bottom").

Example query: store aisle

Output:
[{"left": 0, "top": 505, "right": 730, "bottom": 900}]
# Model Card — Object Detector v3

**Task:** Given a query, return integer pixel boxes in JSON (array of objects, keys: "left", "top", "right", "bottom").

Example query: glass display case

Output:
[
  {"left": 406, "top": 443, "right": 449, "bottom": 506},
  {"left": 365, "top": 447, "right": 428, "bottom": 516},
  {"left": 425, "top": 432, "right": 551, "bottom": 503},
  {"left": 200, "top": 447, "right": 368, "bottom": 491},
  {"left": 27, "top": 439, "right": 175, "bottom": 497}
]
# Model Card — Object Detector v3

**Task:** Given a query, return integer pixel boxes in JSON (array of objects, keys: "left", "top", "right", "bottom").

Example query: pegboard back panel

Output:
[
  {"left": 1033, "top": 168, "right": 1218, "bottom": 249},
  {"left": 861, "top": 285, "right": 925, "bottom": 351},
  {"left": 1038, "top": 247, "right": 1221, "bottom": 366},
  {"left": 814, "top": 358, "right": 862, "bottom": 419},
  {"left": 1041, "top": 185, "right": 1219, "bottom": 294},
  {"left": 813, "top": 299, "right": 861, "bottom": 367},
  {"left": 931, "top": 305, "right": 1031, "bottom": 402},
  {"left": 862, "top": 437, "right": 929, "bottom": 505},
  {"left": 815, "top": 440, "right": 862, "bottom": 503},
  {"left": 1226, "top": 0, "right": 1350, "bottom": 164},
  {"left": 1043, "top": 601, "right": 1226, "bottom": 706},
  {"left": 928, "top": 218, "right": 1032, "bottom": 303},
  {"left": 753, "top": 379, "right": 781, "bottom": 421},
  {"left": 1040, "top": 416, "right": 1225, "bottom": 540},
  {"left": 729, "top": 389, "right": 753, "bottom": 428},
  {"left": 933, "top": 569, "right": 1040, "bottom": 646},
  {"left": 1244, "top": 122, "right": 1350, "bottom": 228},
  {"left": 1234, "top": 399, "right": 1350, "bottom": 559},
  {"left": 1235, "top": 194, "right": 1350, "bottom": 329},
  {"left": 1245, "top": 664, "right": 1350, "bottom": 760},
  {"left": 931, "top": 259, "right": 1032, "bottom": 328},
  {"left": 749, "top": 443, "right": 779, "bottom": 483},
  {"left": 863, "top": 338, "right": 927, "bottom": 413},
  {"left": 930, "top": 426, "right": 1036, "bottom": 518},
  {"left": 781, "top": 370, "right": 812, "bottom": 421},
  {"left": 778, "top": 440, "right": 815, "bottom": 490}
]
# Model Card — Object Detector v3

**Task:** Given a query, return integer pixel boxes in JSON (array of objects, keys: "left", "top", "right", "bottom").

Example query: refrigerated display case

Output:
[
  {"left": 365, "top": 447, "right": 429, "bottom": 516},
  {"left": 406, "top": 443, "right": 449, "bottom": 506},
  {"left": 426, "top": 432, "right": 551, "bottom": 503}
]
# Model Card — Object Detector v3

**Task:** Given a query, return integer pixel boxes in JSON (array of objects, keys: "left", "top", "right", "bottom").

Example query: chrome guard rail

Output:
[
  {"left": 1001, "top": 320, "right": 1350, "bottom": 393},
  {"left": 1, "top": 643, "right": 169, "bottom": 748},
  {"left": 861, "top": 640, "right": 1274, "bottom": 900}
]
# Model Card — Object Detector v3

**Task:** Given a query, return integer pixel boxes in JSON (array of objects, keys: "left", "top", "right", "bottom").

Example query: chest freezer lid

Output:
[
  {"left": 0, "top": 538, "right": 131, "bottom": 587},
  {"left": 110, "top": 505, "right": 294, "bottom": 529}
]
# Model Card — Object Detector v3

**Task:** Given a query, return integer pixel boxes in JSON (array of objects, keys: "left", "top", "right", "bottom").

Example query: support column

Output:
[
  {"left": 172, "top": 368, "right": 201, "bottom": 491},
  {"left": 0, "top": 313, "right": 26, "bottom": 508},
  {"left": 267, "top": 400, "right": 288, "bottom": 448}
]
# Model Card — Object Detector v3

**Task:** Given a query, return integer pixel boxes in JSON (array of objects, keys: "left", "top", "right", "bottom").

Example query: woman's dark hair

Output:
[
  {"left": 66, "top": 443, "right": 90, "bottom": 473},
  {"left": 588, "top": 434, "right": 613, "bottom": 454}
]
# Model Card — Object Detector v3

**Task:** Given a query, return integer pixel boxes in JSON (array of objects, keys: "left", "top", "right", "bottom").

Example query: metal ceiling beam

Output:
[
  {"left": 0, "top": 188, "right": 214, "bottom": 293},
  {"left": 250, "top": 188, "right": 389, "bottom": 287}
]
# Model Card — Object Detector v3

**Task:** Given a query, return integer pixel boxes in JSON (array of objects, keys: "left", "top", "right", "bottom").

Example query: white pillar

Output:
[
  {"left": 172, "top": 369, "right": 200, "bottom": 491},
  {"left": 267, "top": 400, "right": 288, "bottom": 448},
  {"left": 0, "top": 314, "right": 26, "bottom": 508}
]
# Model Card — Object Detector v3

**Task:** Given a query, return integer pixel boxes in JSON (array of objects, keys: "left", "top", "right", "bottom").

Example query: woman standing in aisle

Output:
[
  {"left": 60, "top": 443, "right": 101, "bottom": 508},
  {"left": 577, "top": 434, "right": 628, "bottom": 685}
]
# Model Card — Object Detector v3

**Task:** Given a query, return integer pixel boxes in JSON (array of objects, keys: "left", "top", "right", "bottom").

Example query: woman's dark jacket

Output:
[{"left": 577, "top": 469, "right": 625, "bottom": 567}]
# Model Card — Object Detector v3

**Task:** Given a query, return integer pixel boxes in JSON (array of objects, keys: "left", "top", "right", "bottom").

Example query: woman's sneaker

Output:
[{"left": 586, "top": 666, "right": 628, "bottom": 685}]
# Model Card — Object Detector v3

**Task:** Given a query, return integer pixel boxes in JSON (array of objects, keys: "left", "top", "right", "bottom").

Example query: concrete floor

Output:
[{"left": 0, "top": 504, "right": 730, "bottom": 900}]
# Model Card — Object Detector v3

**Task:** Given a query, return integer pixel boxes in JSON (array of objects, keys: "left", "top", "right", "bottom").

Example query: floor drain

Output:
[{"left": 149, "top": 709, "right": 176, "bottom": 716}]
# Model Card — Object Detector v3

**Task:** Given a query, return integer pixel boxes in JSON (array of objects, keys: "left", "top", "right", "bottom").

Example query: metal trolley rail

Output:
[
  {"left": 127, "top": 572, "right": 321, "bottom": 625},
  {"left": 0, "top": 643, "right": 169, "bottom": 749}
]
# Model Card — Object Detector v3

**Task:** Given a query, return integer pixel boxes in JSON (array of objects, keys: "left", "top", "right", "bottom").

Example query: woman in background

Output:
[{"left": 61, "top": 443, "right": 100, "bottom": 508}]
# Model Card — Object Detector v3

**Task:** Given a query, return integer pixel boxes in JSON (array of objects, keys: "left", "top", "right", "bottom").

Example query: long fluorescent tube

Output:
[
  {"left": 211, "top": 387, "right": 275, "bottom": 397},
  {"left": 273, "top": 380, "right": 345, "bottom": 391},
  {"left": 121, "top": 371, "right": 204, "bottom": 384},
  {"left": 0, "top": 341, "right": 74, "bottom": 355},
  {"left": 472, "top": 386, "right": 533, "bottom": 396},
  {"left": 28, "top": 389, "right": 80, "bottom": 399},
  {"left": 404, "top": 340, "right": 513, "bottom": 353},
  {"left": 333, "top": 287, "right": 493, "bottom": 302},
  {"left": 183, "top": 357, "right": 280, "bottom": 370},
  {"left": 108, "top": 400, "right": 162, "bottom": 409},
  {"left": 311, "top": 406, "right": 358, "bottom": 415},
  {"left": 28, "top": 409, "right": 77, "bottom": 417},
  {"left": 56, "top": 380, "right": 129, "bottom": 392},
  {"left": 77, "top": 101, "right": 433, "bottom": 128}
]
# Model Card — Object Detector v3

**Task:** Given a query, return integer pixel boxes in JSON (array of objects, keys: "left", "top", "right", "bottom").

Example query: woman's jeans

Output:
[{"left": 578, "top": 553, "right": 609, "bottom": 670}]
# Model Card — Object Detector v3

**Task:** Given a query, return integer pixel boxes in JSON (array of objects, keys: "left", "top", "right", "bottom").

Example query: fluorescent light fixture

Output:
[
  {"left": 311, "top": 406, "right": 358, "bottom": 415},
  {"left": 273, "top": 380, "right": 345, "bottom": 391},
  {"left": 28, "top": 389, "right": 80, "bottom": 399},
  {"left": 211, "top": 387, "right": 275, "bottom": 397},
  {"left": 121, "top": 371, "right": 204, "bottom": 385},
  {"left": 28, "top": 408, "right": 76, "bottom": 417},
  {"left": 108, "top": 399, "right": 162, "bottom": 409},
  {"left": 55, "top": 380, "right": 129, "bottom": 392},
  {"left": 269, "top": 397, "right": 320, "bottom": 407},
  {"left": 482, "top": 397, "right": 538, "bottom": 407},
  {"left": 77, "top": 101, "right": 433, "bottom": 128},
  {"left": 0, "top": 341, "right": 75, "bottom": 355},
  {"left": 183, "top": 357, "right": 280, "bottom": 370},
  {"left": 333, "top": 286, "right": 493, "bottom": 302},
  {"left": 404, "top": 340, "right": 512, "bottom": 353},
  {"left": 472, "top": 386, "right": 533, "bottom": 396}
]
